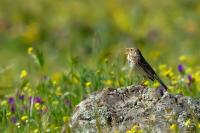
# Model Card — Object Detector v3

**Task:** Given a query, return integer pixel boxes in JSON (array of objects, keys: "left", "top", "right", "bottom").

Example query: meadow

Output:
[{"left": 0, "top": 0, "right": 200, "bottom": 132}]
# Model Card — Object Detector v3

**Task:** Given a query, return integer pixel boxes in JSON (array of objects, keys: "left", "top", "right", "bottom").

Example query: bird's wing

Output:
[
  {"left": 137, "top": 53, "right": 158, "bottom": 81},
  {"left": 136, "top": 49, "right": 168, "bottom": 90}
]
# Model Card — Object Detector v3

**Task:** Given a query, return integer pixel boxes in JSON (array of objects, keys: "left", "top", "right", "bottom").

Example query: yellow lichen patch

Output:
[
  {"left": 170, "top": 123, "right": 177, "bottom": 131},
  {"left": 127, "top": 125, "right": 142, "bottom": 133}
]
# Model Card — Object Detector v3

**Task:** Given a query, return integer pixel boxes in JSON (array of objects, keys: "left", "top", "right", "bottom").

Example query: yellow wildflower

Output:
[
  {"left": 198, "top": 123, "right": 200, "bottom": 128},
  {"left": 168, "top": 85, "right": 174, "bottom": 91},
  {"left": 20, "top": 70, "right": 28, "bottom": 79},
  {"left": 171, "top": 79, "right": 178, "bottom": 85},
  {"left": 159, "top": 64, "right": 167, "bottom": 71},
  {"left": 163, "top": 68, "right": 174, "bottom": 78},
  {"left": 114, "top": 130, "right": 119, "bottom": 133},
  {"left": 143, "top": 80, "right": 150, "bottom": 86},
  {"left": 63, "top": 116, "right": 69, "bottom": 123},
  {"left": 184, "top": 119, "right": 191, "bottom": 126},
  {"left": 186, "top": 67, "right": 192, "bottom": 74},
  {"left": 34, "top": 103, "right": 41, "bottom": 110},
  {"left": 152, "top": 81, "right": 160, "bottom": 88},
  {"left": 52, "top": 81, "right": 57, "bottom": 86},
  {"left": 6, "top": 112, "right": 11, "bottom": 117},
  {"left": 175, "top": 88, "right": 182, "bottom": 94},
  {"left": 127, "top": 125, "right": 141, "bottom": 133},
  {"left": 27, "top": 47, "right": 33, "bottom": 55},
  {"left": 114, "top": 129, "right": 119, "bottom": 133},
  {"left": 176, "top": 75, "right": 182, "bottom": 81},
  {"left": 104, "top": 80, "right": 112, "bottom": 86},
  {"left": 1, "top": 100, "right": 7, "bottom": 106},
  {"left": 116, "top": 78, "right": 124, "bottom": 87},
  {"left": 179, "top": 55, "right": 187, "bottom": 62},
  {"left": 170, "top": 124, "right": 177, "bottom": 130},
  {"left": 41, "top": 105, "right": 47, "bottom": 111},
  {"left": 85, "top": 82, "right": 92, "bottom": 88},
  {"left": 21, "top": 115, "right": 28, "bottom": 121},
  {"left": 28, "top": 89, "right": 33, "bottom": 96},
  {"left": 33, "top": 129, "right": 39, "bottom": 133},
  {"left": 194, "top": 71, "right": 200, "bottom": 82},
  {"left": 56, "top": 87, "right": 62, "bottom": 96},
  {"left": 51, "top": 72, "right": 62, "bottom": 85},
  {"left": 23, "top": 82, "right": 30, "bottom": 91}
]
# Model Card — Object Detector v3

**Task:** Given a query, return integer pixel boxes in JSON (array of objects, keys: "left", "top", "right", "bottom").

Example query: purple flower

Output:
[
  {"left": 11, "top": 116, "right": 17, "bottom": 123},
  {"left": 8, "top": 97, "right": 15, "bottom": 105},
  {"left": 29, "top": 96, "right": 43, "bottom": 104},
  {"left": 8, "top": 97, "right": 15, "bottom": 112},
  {"left": 34, "top": 97, "right": 43, "bottom": 103},
  {"left": 178, "top": 64, "right": 184, "bottom": 73},
  {"left": 19, "top": 94, "right": 24, "bottom": 100},
  {"left": 188, "top": 75, "right": 194, "bottom": 85}
]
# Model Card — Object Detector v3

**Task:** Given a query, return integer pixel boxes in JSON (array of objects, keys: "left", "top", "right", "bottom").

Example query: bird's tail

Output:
[{"left": 155, "top": 76, "right": 168, "bottom": 91}]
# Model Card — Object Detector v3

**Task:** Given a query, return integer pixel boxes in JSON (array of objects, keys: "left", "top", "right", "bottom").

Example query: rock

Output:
[{"left": 70, "top": 85, "right": 200, "bottom": 133}]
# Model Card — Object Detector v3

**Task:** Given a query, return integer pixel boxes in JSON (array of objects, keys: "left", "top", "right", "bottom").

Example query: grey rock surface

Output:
[{"left": 70, "top": 85, "right": 200, "bottom": 133}]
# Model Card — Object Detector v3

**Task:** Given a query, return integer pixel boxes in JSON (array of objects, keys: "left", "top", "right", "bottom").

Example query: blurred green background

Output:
[{"left": 0, "top": 0, "right": 200, "bottom": 95}]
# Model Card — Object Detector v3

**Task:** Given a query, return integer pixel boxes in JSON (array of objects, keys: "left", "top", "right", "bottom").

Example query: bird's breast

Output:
[{"left": 127, "top": 54, "right": 136, "bottom": 68}]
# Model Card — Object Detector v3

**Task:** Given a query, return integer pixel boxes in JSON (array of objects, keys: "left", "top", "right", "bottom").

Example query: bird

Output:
[{"left": 126, "top": 48, "right": 168, "bottom": 91}]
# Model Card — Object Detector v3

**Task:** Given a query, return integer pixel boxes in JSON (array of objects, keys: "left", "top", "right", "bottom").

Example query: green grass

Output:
[{"left": 0, "top": 0, "right": 200, "bottom": 132}]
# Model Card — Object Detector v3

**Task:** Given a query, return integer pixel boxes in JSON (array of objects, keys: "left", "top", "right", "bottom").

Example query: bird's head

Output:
[{"left": 125, "top": 48, "right": 140, "bottom": 57}]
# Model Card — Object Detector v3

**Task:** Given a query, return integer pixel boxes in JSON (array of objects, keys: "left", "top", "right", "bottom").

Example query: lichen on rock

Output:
[{"left": 70, "top": 85, "right": 200, "bottom": 133}]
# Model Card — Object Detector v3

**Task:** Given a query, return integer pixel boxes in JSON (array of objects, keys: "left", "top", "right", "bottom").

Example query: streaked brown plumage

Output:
[{"left": 126, "top": 48, "right": 168, "bottom": 91}]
